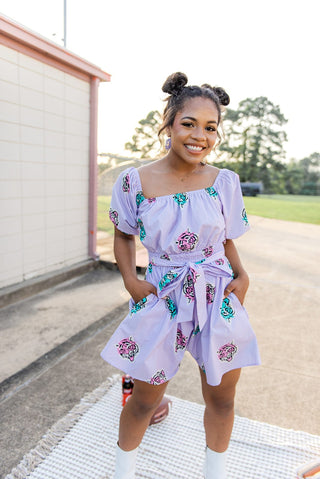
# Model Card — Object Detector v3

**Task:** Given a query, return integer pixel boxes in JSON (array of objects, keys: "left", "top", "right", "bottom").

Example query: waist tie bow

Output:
[{"left": 151, "top": 253, "right": 232, "bottom": 332}]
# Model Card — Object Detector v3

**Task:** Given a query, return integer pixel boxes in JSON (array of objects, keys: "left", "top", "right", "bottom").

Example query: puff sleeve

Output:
[
  {"left": 108, "top": 167, "right": 139, "bottom": 235},
  {"left": 219, "top": 170, "right": 250, "bottom": 239}
]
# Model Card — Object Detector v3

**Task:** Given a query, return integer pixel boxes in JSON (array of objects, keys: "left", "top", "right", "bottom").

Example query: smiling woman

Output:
[
  {"left": 100, "top": 72, "right": 260, "bottom": 479},
  {"left": 159, "top": 72, "right": 230, "bottom": 150}
]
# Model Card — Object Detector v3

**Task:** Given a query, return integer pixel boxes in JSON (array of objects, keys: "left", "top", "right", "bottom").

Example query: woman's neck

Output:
[{"left": 162, "top": 152, "right": 206, "bottom": 180}]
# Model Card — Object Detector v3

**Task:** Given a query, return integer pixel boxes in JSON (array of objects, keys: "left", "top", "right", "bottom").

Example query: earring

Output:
[
  {"left": 165, "top": 138, "right": 171, "bottom": 150},
  {"left": 200, "top": 157, "right": 207, "bottom": 165}
]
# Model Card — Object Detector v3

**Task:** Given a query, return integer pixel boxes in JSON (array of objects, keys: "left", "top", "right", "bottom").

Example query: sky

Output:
[{"left": 1, "top": 0, "right": 319, "bottom": 161}]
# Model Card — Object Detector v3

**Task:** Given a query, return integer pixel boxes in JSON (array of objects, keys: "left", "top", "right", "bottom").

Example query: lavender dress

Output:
[{"left": 101, "top": 167, "right": 260, "bottom": 386}]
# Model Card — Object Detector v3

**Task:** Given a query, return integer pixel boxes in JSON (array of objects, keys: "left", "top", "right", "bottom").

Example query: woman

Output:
[{"left": 101, "top": 72, "right": 260, "bottom": 478}]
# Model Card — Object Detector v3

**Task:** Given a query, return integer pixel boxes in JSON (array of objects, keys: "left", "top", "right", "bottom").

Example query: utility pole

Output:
[{"left": 63, "top": 0, "right": 67, "bottom": 48}]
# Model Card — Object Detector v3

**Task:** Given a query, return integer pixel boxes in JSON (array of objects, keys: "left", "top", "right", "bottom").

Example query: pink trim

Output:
[
  {"left": 88, "top": 77, "right": 99, "bottom": 260},
  {"left": 0, "top": 14, "right": 111, "bottom": 82},
  {"left": 0, "top": 35, "right": 89, "bottom": 82}
]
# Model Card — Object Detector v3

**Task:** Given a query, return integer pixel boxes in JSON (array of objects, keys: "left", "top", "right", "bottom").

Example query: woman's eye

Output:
[
  {"left": 181, "top": 122, "right": 194, "bottom": 128},
  {"left": 206, "top": 126, "right": 217, "bottom": 132}
]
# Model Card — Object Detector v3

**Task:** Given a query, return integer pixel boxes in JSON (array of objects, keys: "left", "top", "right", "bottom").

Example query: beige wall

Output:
[{"left": 0, "top": 44, "right": 90, "bottom": 289}]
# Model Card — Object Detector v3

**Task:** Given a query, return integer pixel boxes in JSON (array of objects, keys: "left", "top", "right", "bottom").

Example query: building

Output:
[{"left": 0, "top": 14, "right": 110, "bottom": 291}]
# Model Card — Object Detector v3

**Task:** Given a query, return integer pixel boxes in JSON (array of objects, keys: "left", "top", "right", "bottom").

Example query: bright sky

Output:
[{"left": 1, "top": 0, "right": 319, "bottom": 161}]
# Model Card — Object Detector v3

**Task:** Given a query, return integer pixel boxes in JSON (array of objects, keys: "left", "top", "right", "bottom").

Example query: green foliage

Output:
[
  {"left": 125, "top": 110, "right": 162, "bottom": 158},
  {"left": 220, "top": 97, "right": 288, "bottom": 193},
  {"left": 98, "top": 163, "right": 110, "bottom": 175},
  {"left": 282, "top": 153, "right": 320, "bottom": 195}
]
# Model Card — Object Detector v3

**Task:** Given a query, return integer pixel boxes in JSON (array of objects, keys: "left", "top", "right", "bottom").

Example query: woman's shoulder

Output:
[
  {"left": 214, "top": 167, "right": 239, "bottom": 188},
  {"left": 137, "top": 159, "right": 163, "bottom": 178},
  {"left": 114, "top": 166, "right": 141, "bottom": 193},
  {"left": 137, "top": 160, "right": 167, "bottom": 195}
]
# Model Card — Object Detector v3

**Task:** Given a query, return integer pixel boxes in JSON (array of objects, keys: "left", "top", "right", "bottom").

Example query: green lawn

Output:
[
  {"left": 97, "top": 194, "right": 320, "bottom": 231},
  {"left": 97, "top": 195, "right": 113, "bottom": 233},
  {"left": 244, "top": 195, "right": 320, "bottom": 225}
]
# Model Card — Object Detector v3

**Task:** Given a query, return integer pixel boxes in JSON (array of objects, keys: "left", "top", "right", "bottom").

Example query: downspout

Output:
[{"left": 88, "top": 76, "right": 99, "bottom": 260}]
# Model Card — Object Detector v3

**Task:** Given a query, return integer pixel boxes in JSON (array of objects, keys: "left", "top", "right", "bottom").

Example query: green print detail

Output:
[
  {"left": 136, "top": 191, "right": 145, "bottom": 207},
  {"left": 159, "top": 271, "right": 178, "bottom": 291},
  {"left": 137, "top": 218, "right": 146, "bottom": 241},
  {"left": 173, "top": 193, "right": 188, "bottom": 207},
  {"left": 193, "top": 325, "right": 200, "bottom": 335},
  {"left": 195, "top": 258, "right": 205, "bottom": 264},
  {"left": 227, "top": 260, "right": 235, "bottom": 278},
  {"left": 242, "top": 208, "right": 249, "bottom": 226},
  {"left": 205, "top": 186, "right": 218, "bottom": 198},
  {"left": 165, "top": 297, "right": 177, "bottom": 319},
  {"left": 148, "top": 261, "right": 155, "bottom": 274},
  {"left": 130, "top": 297, "right": 147, "bottom": 314},
  {"left": 220, "top": 297, "right": 235, "bottom": 323}
]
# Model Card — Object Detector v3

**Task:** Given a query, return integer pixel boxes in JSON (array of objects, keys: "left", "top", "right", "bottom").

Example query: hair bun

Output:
[
  {"left": 201, "top": 84, "right": 230, "bottom": 106},
  {"left": 212, "top": 87, "right": 230, "bottom": 106},
  {"left": 162, "top": 72, "right": 188, "bottom": 95}
]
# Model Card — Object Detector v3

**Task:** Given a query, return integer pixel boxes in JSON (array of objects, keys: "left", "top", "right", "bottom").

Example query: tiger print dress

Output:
[{"left": 101, "top": 167, "right": 260, "bottom": 386}]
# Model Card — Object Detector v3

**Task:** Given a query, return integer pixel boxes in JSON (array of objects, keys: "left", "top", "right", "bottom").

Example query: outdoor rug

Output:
[{"left": 6, "top": 375, "right": 320, "bottom": 479}]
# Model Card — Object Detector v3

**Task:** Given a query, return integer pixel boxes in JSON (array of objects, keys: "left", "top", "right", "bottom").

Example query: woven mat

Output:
[{"left": 6, "top": 375, "right": 320, "bottom": 479}]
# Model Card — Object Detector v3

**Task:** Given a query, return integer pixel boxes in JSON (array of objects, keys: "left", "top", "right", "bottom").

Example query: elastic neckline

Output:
[{"left": 133, "top": 167, "right": 227, "bottom": 200}]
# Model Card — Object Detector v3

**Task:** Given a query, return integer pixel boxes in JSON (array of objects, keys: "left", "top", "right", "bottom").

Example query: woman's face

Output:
[{"left": 168, "top": 96, "right": 219, "bottom": 165}]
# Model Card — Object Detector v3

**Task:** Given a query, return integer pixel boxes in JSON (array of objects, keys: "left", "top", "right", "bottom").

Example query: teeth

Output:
[{"left": 185, "top": 145, "right": 203, "bottom": 151}]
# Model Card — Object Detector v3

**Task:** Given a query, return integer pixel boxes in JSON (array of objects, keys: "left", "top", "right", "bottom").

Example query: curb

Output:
[
  {"left": 0, "top": 260, "right": 99, "bottom": 309},
  {"left": 0, "top": 260, "right": 146, "bottom": 310},
  {"left": 0, "top": 302, "right": 128, "bottom": 404}
]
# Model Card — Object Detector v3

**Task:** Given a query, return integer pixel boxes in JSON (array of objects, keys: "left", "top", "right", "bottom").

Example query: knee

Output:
[
  {"left": 129, "top": 394, "right": 163, "bottom": 418},
  {"left": 205, "top": 396, "right": 235, "bottom": 417}
]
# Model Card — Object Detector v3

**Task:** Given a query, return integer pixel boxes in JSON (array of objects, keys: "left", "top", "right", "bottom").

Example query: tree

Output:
[
  {"left": 283, "top": 152, "right": 320, "bottom": 195},
  {"left": 125, "top": 110, "right": 162, "bottom": 159},
  {"left": 282, "top": 159, "right": 305, "bottom": 195},
  {"left": 219, "top": 97, "right": 288, "bottom": 193}
]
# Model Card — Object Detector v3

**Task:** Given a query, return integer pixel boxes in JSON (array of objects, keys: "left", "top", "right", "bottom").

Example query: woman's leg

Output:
[
  {"left": 200, "top": 368, "right": 241, "bottom": 452},
  {"left": 118, "top": 378, "right": 168, "bottom": 451}
]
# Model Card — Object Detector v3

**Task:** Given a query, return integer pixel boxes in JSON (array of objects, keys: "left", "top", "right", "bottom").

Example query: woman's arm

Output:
[
  {"left": 114, "top": 227, "right": 157, "bottom": 303},
  {"left": 223, "top": 239, "right": 249, "bottom": 304}
]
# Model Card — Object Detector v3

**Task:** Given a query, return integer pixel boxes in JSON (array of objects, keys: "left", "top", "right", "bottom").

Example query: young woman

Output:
[{"left": 101, "top": 72, "right": 261, "bottom": 478}]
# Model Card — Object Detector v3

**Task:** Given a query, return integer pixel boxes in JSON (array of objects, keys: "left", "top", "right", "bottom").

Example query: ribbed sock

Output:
[
  {"left": 204, "top": 446, "right": 227, "bottom": 479},
  {"left": 113, "top": 443, "right": 138, "bottom": 479}
]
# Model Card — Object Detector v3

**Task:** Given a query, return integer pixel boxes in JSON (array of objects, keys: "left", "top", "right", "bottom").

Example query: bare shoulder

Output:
[
  {"left": 138, "top": 159, "right": 165, "bottom": 178},
  {"left": 205, "top": 164, "right": 220, "bottom": 183},
  {"left": 137, "top": 160, "right": 221, "bottom": 198}
]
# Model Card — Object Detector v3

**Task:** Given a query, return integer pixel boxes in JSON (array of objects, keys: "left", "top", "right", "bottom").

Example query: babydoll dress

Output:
[{"left": 101, "top": 167, "right": 261, "bottom": 386}]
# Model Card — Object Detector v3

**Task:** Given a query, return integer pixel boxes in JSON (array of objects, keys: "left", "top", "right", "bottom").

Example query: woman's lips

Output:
[{"left": 185, "top": 144, "right": 205, "bottom": 152}]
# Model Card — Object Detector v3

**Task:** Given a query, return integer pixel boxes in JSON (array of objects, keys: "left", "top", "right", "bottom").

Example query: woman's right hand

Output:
[{"left": 125, "top": 277, "right": 158, "bottom": 304}]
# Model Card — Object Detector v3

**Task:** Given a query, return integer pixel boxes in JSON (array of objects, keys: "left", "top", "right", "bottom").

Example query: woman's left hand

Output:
[{"left": 223, "top": 272, "right": 249, "bottom": 305}]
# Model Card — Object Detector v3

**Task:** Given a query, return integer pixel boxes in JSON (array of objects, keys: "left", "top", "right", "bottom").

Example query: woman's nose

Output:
[{"left": 191, "top": 126, "right": 206, "bottom": 140}]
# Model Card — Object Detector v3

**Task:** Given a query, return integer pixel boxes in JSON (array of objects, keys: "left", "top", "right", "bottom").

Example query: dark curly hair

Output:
[{"left": 158, "top": 72, "right": 230, "bottom": 147}]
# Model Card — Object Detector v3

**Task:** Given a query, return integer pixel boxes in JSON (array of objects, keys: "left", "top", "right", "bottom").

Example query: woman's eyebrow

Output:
[
  {"left": 181, "top": 116, "right": 217, "bottom": 124},
  {"left": 181, "top": 116, "right": 196, "bottom": 121}
]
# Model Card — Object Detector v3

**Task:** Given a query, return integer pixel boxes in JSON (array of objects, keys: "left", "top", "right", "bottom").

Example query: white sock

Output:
[
  {"left": 204, "top": 446, "right": 227, "bottom": 479},
  {"left": 113, "top": 443, "right": 138, "bottom": 479}
]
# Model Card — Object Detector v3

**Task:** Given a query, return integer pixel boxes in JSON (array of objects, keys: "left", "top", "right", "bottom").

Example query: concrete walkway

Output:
[{"left": 0, "top": 216, "right": 319, "bottom": 478}]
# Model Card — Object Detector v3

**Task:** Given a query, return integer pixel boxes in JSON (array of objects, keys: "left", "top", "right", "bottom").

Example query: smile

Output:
[{"left": 185, "top": 145, "right": 205, "bottom": 152}]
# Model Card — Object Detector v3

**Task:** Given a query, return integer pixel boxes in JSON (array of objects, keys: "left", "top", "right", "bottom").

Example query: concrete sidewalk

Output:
[{"left": 0, "top": 215, "right": 319, "bottom": 478}]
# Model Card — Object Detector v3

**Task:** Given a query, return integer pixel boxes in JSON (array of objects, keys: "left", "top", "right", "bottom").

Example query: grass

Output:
[
  {"left": 97, "top": 194, "right": 320, "bottom": 232},
  {"left": 244, "top": 194, "right": 320, "bottom": 225},
  {"left": 97, "top": 195, "right": 113, "bottom": 233}
]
